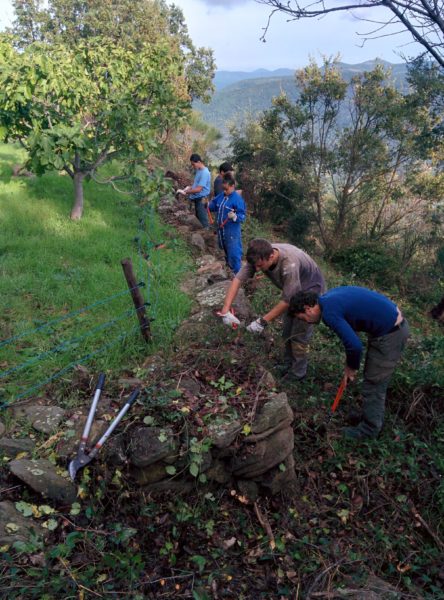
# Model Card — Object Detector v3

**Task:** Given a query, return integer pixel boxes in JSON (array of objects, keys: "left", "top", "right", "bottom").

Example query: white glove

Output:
[
  {"left": 246, "top": 318, "right": 265, "bottom": 334},
  {"left": 228, "top": 210, "right": 237, "bottom": 222},
  {"left": 176, "top": 188, "right": 187, "bottom": 196},
  {"left": 217, "top": 311, "right": 240, "bottom": 327}
]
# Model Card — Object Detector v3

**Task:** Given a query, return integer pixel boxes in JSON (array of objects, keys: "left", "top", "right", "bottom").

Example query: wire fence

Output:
[{"left": 0, "top": 201, "right": 160, "bottom": 409}]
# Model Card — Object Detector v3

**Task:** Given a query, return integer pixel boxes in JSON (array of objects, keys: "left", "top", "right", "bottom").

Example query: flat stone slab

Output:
[
  {"left": 9, "top": 459, "right": 77, "bottom": 505},
  {"left": 0, "top": 437, "right": 35, "bottom": 458},
  {"left": 0, "top": 501, "right": 44, "bottom": 546},
  {"left": 23, "top": 405, "right": 66, "bottom": 434}
]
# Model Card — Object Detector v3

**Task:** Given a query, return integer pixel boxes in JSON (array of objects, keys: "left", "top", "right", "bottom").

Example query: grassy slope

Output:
[
  {"left": 0, "top": 144, "right": 192, "bottom": 401},
  {"left": 1, "top": 153, "right": 443, "bottom": 598}
]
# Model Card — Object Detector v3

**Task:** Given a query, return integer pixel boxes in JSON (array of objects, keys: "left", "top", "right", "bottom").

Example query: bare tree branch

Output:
[{"left": 257, "top": 0, "right": 444, "bottom": 67}]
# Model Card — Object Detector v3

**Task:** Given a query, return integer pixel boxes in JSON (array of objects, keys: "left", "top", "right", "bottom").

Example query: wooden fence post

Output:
[{"left": 121, "top": 257, "right": 151, "bottom": 343}]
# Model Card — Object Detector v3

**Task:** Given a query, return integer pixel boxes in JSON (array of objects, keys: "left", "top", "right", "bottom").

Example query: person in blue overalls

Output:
[{"left": 208, "top": 173, "right": 246, "bottom": 274}]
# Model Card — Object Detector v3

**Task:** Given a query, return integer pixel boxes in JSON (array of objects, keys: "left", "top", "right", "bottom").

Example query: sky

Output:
[{"left": 0, "top": 0, "right": 422, "bottom": 71}]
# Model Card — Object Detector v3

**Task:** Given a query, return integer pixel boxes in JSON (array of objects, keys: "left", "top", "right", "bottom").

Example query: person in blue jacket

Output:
[
  {"left": 181, "top": 153, "right": 211, "bottom": 228},
  {"left": 289, "top": 286, "right": 410, "bottom": 439},
  {"left": 208, "top": 173, "right": 246, "bottom": 274}
]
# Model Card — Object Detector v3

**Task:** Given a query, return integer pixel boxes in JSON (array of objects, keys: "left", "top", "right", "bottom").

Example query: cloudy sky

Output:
[{"left": 0, "top": 0, "right": 422, "bottom": 71}]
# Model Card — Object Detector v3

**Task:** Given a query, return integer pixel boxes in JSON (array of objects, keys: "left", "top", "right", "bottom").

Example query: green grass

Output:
[{"left": 0, "top": 144, "right": 192, "bottom": 402}]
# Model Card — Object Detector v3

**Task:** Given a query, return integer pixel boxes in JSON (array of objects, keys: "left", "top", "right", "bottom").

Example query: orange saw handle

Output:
[{"left": 331, "top": 378, "right": 347, "bottom": 414}]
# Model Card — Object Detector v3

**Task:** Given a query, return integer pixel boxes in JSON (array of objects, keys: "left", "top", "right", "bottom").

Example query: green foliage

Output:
[
  {"left": 330, "top": 242, "right": 401, "bottom": 287},
  {"left": 0, "top": 33, "right": 188, "bottom": 217},
  {"left": 10, "top": 0, "right": 215, "bottom": 103},
  {"left": 229, "top": 57, "right": 443, "bottom": 267},
  {"left": 0, "top": 143, "right": 192, "bottom": 401}
]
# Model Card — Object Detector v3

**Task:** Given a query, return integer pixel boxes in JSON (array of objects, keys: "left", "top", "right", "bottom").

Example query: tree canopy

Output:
[
  {"left": 0, "top": 34, "right": 188, "bottom": 218},
  {"left": 11, "top": 0, "right": 215, "bottom": 102}
]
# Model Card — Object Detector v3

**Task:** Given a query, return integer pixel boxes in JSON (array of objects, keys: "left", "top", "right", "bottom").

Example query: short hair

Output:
[
  {"left": 288, "top": 291, "right": 319, "bottom": 316},
  {"left": 222, "top": 172, "right": 235, "bottom": 187},
  {"left": 219, "top": 162, "right": 233, "bottom": 174},
  {"left": 190, "top": 153, "right": 202, "bottom": 163},
  {"left": 246, "top": 239, "right": 274, "bottom": 265}
]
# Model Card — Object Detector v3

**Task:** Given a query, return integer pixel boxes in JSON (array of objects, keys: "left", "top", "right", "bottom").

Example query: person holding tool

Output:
[
  {"left": 208, "top": 173, "right": 246, "bottom": 274},
  {"left": 288, "top": 286, "right": 410, "bottom": 439},
  {"left": 177, "top": 154, "right": 211, "bottom": 228},
  {"left": 217, "top": 238, "right": 326, "bottom": 381}
]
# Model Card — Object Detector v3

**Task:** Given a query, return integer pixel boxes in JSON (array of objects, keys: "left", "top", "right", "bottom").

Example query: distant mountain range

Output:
[{"left": 194, "top": 60, "right": 409, "bottom": 152}]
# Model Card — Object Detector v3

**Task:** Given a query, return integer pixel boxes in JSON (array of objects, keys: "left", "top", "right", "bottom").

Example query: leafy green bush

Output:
[
  {"left": 286, "top": 208, "right": 313, "bottom": 248},
  {"left": 331, "top": 242, "right": 401, "bottom": 287}
]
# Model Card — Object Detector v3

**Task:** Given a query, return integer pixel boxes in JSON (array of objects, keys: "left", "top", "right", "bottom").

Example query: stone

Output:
[
  {"left": 190, "top": 233, "right": 206, "bottom": 252},
  {"left": 257, "top": 368, "right": 277, "bottom": 391},
  {"left": 56, "top": 417, "right": 107, "bottom": 460},
  {"left": 131, "top": 462, "right": 169, "bottom": 485},
  {"left": 180, "top": 275, "right": 209, "bottom": 295},
  {"left": 251, "top": 393, "right": 293, "bottom": 435},
  {"left": 196, "top": 254, "right": 222, "bottom": 273},
  {"left": 208, "top": 421, "right": 242, "bottom": 449},
  {"left": 231, "top": 426, "right": 294, "bottom": 479},
  {"left": 237, "top": 479, "right": 259, "bottom": 502},
  {"left": 260, "top": 453, "right": 298, "bottom": 495},
  {"left": 195, "top": 281, "right": 251, "bottom": 320},
  {"left": 205, "top": 459, "right": 231, "bottom": 484},
  {"left": 104, "top": 436, "right": 127, "bottom": 467},
  {"left": 129, "top": 427, "right": 177, "bottom": 468},
  {"left": 22, "top": 406, "right": 66, "bottom": 434},
  {"left": 0, "top": 421, "right": 5, "bottom": 438},
  {"left": 177, "top": 213, "right": 203, "bottom": 231},
  {"left": 0, "top": 437, "right": 35, "bottom": 458},
  {"left": 9, "top": 459, "right": 77, "bottom": 505},
  {"left": 0, "top": 501, "right": 44, "bottom": 546},
  {"left": 177, "top": 377, "right": 201, "bottom": 396}
]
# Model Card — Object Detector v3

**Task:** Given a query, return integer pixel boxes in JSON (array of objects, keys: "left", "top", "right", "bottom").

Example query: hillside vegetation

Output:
[{"left": 195, "top": 60, "right": 409, "bottom": 145}]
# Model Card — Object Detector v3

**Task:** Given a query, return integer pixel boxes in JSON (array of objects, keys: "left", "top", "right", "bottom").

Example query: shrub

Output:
[{"left": 331, "top": 242, "right": 401, "bottom": 287}]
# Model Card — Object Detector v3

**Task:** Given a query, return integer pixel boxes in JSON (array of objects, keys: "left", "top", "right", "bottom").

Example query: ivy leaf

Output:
[
  {"left": 70, "top": 502, "right": 81, "bottom": 516},
  {"left": 189, "top": 462, "right": 199, "bottom": 477},
  {"left": 15, "top": 501, "right": 33, "bottom": 517},
  {"left": 165, "top": 465, "right": 176, "bottom": 475},
  {"left": 43, "top": 519, "right": 58, "bottom": 531}
]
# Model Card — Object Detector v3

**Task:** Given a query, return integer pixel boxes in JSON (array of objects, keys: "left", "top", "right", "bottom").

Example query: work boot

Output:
[
  {"left": 274, "top": 361, "right": 292, "bottom": 377},
  {"left": 346, "top": 407, "right": 362, "bottom": 426},
  {"left": 342, "top": 420, "right": 380, "bottom": 440},
  {"left": 281, "top": 371, "right": 306, "bottom": 384}
]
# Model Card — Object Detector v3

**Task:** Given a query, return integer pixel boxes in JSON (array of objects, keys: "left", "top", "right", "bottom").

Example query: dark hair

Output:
[
  {"left": 190, "top": 153, "right": 202, "bottom": 163},
  {"left": 288, "top": 291, "right": 319, "bottom": 316},
  {"left": 219, "top": 162, "right": 233, "bottom": 174},
  {"left": 222, "top": 173, "right": 235, "bottom": 187},
  {"left": 246, "top": 239, "right": 274, "bottom": 265}
]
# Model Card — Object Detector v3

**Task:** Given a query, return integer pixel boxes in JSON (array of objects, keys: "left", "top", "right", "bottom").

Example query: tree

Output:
[
  {"left": 257, "top": 0, "right": 444, "bottom": 69},
  {"left": 0, "top": 35, "right": 188, "bottom": 219},
  {"left": 229, "top": 59, "right": 441, "bottom": 256},
  {"left": 11, "top": 0, "right": 215, "bottom": 102}
]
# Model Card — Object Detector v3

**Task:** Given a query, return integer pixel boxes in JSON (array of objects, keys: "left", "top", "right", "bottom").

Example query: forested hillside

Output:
[{"left": 195, "top": 60, "right": 409, "bottom": 145}]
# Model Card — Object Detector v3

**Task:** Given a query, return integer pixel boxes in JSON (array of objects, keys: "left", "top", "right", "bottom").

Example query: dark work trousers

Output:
[
  {"left": 194, "top": 197, "right": 209, "bottom": 228},
  {"left": 282, "top": 314, "right": 314, "bottom": 379},
  {"left": 359, "top": 319, "right": 410, "bottom": 436}
]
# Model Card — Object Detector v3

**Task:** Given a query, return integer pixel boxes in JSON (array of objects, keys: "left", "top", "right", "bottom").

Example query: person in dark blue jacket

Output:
[
  {"left": 208, "top": 173, "right": 246, "bottom": 274},
  {"left": 289, "top": 286, "right": 410, "bottom": 439},
  {"left": 213, "top": 162, "right": 233, "bottom": 198}
]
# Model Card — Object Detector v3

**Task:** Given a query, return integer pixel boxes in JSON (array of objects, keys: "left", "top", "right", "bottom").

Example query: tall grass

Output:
[{"left": 0, "top": 144, "right": 192, "bottom": 403}]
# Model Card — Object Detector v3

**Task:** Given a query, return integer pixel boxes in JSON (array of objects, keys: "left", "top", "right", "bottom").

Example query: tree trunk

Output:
[{"left": 70, "top": 170, "right": 85, "bottom": 220}]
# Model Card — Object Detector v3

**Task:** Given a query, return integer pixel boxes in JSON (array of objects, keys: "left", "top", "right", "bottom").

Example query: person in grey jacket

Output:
[{"left": 218, "top": 238, "right": 326, "bottom": 380}]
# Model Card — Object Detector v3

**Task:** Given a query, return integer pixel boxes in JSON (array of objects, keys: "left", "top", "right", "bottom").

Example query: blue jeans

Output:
[{"left": 193, "top": 197, "right": 209, "bottom": 228}]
